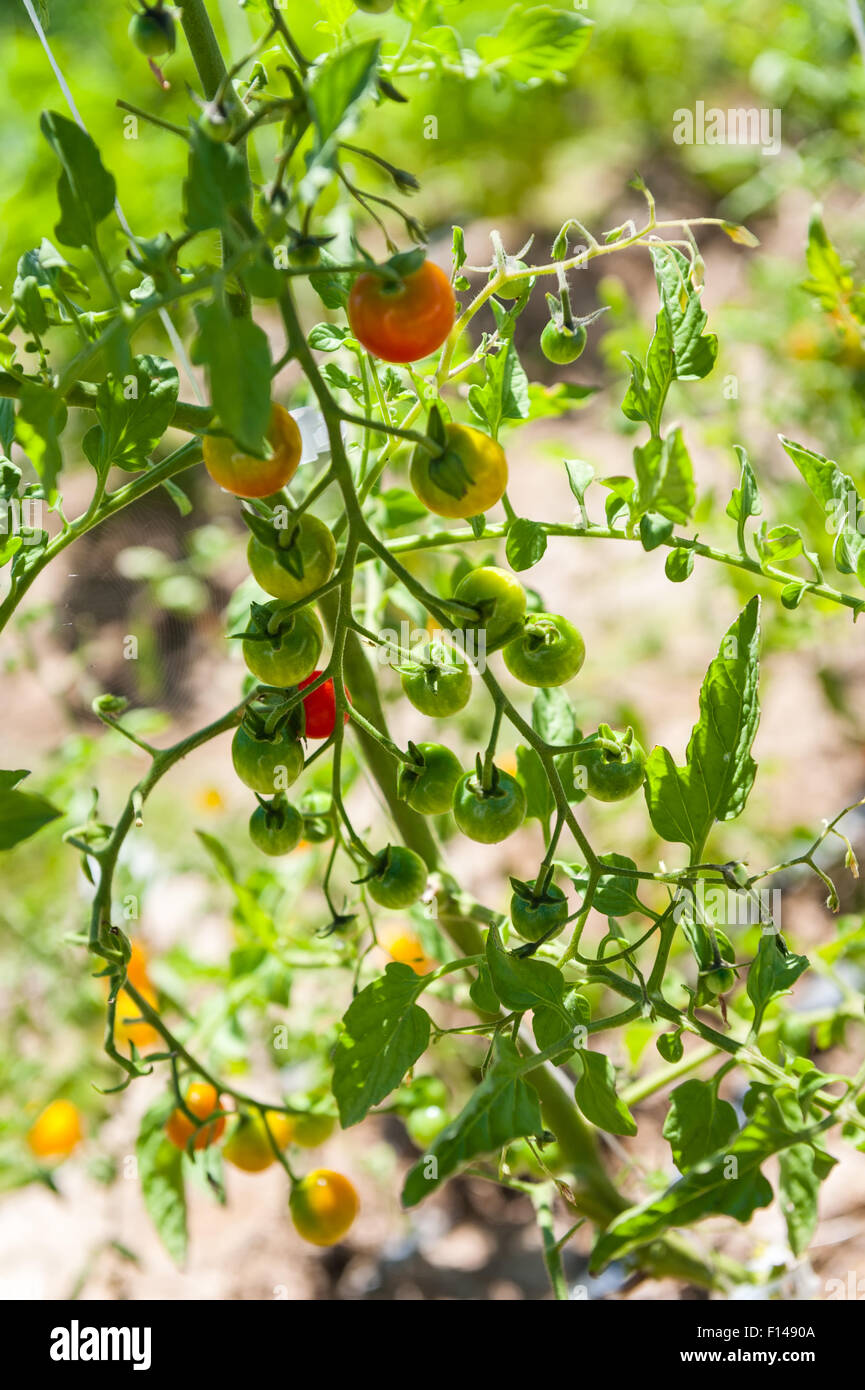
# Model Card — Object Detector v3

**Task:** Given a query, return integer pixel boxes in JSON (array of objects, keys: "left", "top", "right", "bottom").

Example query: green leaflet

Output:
[
  {"left": 779, "top": 1143, "right": 821, "bottom": 1257},
  {"left": 474, "top": 8, "right": 593, "bottom": 84},
  {"left": 590, "top": 1090, "right": 812, "bottom": 1272},
  {"left": 468, "top": 329, "right": 530, "bottom": 438},
  {"left": 746, "top": 933, "right": 809, "bottom": 1035},
  {"left": 402, "top": 1036, "right": 542, "bottom": 1207},
  {"left": 505, "top": 517, "right": 547, "bottom": 571},
  {"left": 183, "top": 122, "right": 251, "bottom": 233},
  {"left": 574, "top": 1048, "right": 637, "bottom": 1136},
  {"left": 191, "top": 300, "right": 272, "bottom": 456},
  {"left": 622, "top": 308, "right": 674, "bottom": 436},
  {"left": 632, "top": 427, "right": 695, "bottom": 525},
  {"left": 662, "top": 1079, "right": 738, "bottom": 1171},
  {"left": 0, "top": 769, "right": 61, "bottom": 851},
  {"left": 780, "top": 436, "right": 865, "bottom": 587},
  {"left": 644, "top": 596, "right": 760, "bottom": 854},
  {"left": 89, "top": 356, "right": 179, "bottom": 473},
  {"left": 333, "top": 963, "right": 431, "bottom": 1127},
  {"left": 485, "top": 923, "right": 566, "bottom": 1012},
  {"left": 40, "top": 112, "right": 116, "bottom": 250},
  {"left": 649, "top": 245, "right": 718, "bottom": 382},
  {"left": 136, "top": 1096, "right": 188, "bottom": 1267}
]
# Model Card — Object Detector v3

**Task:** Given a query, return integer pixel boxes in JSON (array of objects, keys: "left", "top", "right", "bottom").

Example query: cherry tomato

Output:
[
  {"left": 364, "top": 845, "right": 428, "bottom": 909},
  {"left": 382, "top": 929, "right": 436, "bottom": 975},
  {"left": 248, "top": 515, "right": 336, "bottom": 603},
  {"left": 298, "top": 672, "right": 351, "bottom": 739},
  {"left": 165, "top": 1082, "right": 226, "bottom": 1152},
  {"left": 510, "top": 880, "right": 569, "bottom": 941},
  {"left": 410, "top": 423, "right": 507, "bottom": 519},
  {"left": 453, "top": 767, "right": 526, "bottom": 844},
  {"left": 395, "top": 1075, "right": 448, "bottom": 1111},
  {"left": 223, "top": 1110, "right": 294, "bottom": 1173},
  {"left": 249, "top": 798, "right": 303, "bottom": 856},
  {"left": 406, "top": 1104, "right": 449, "bottom": 1148},
  {"left": 541, "top": 320, "right": 587, "bottom": 364},
  {"left": 454, "top": 566, "right": 526, "bottom": 653},
  {"left": 198, "top": 100, "right": 235, "bottom": 143},
  {"left": 348, "top": 259, "right": 455, "bottom": 364},
  {"left": 126, "top": 940, "right": 151, "bottom": 990},
  {"left": 242, "top": 603, "right": 323, "bottom": 686},
  {"left": 290, "top": 1169, "right": 359, "bottom": 1247},
  {"left": 503, "top": 612, "right": 585, "bottom": 687},
  {"left": 397, "top": 742, "right": 462, "bottom": 814},
  {"left": 27, "top": 1100, "right": 83, "bottom": 1161},
  {"left": 128, "top": 6, "right": 176, "bottom": 57},
  {"left": 298, "top": 789, "right": 334, "bottom": 842},
  {"left": 291, "top": 1113, "right": 336, "bottom": 1148},
  {"left": 203, "top": 403, "right": 302, "bottom": 499},
  {"left": 231, "top": 723, "right": 304, "bottom": 795},
  {"left": 114, "top": 983, "right": 161, "bottom": 1051},
  {"left": 400, "top": 644, "right": 472, "bottom": 716},
  {"left": 495, "top": 260, "right": 533, "bottom": 300},
  {"left": 701, "top": 965, "right": 737, "bottom": 998},
  {"left": 575, "top": 727, "right": 647, "bottom": 802}
]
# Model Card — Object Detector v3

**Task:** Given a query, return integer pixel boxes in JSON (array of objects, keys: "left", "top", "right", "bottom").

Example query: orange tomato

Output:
[
  {"left": 381, "top": 928, "right": 436, "bottom": 976},
  {"left": 114, "top": 984, "right": 160, "bottom": 1051},
  {"left": 27, "top": 1100, "right": 83, "bottom": 1161},
  {"left": 203, "top": 403, "right": 302, "bottom": 499},
  {"left": 223, "top": 1110, "right": 295, "bottom": 1172},
  {"left": 289, "top": 1169, "right": 359, "bottom": 1246},
  {"left": 348, "top": 260, "right": 455, "bottom": 364},
  {"left": 165, "top": 1082, "right": 226, "bottom": 1152}
]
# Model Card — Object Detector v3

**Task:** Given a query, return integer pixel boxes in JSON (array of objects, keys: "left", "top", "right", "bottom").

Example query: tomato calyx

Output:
[
  {"left": 244, "top": 509, "right": 310, "bottom": 582},
  {"left": 240, "top": 689, "right": 303, "bottom": 743},
  {"left": 237, "top": 599, "right": 306, "bottom": 648}
]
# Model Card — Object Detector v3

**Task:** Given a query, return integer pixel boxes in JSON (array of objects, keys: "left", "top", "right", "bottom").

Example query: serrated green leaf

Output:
[
  {"left": 485, "top": 922, "right": 565, "bottom": 1012},
  {"left": 333, "top": 963, "right": 431, "bottom": 1127},
  {"left": 746, "top": 933, "right": 809, "bottom": 1035},
  {"left": 574, "top": 1049, "right": 637, "bottom": 1135},
  {"left": 137, "top": 1095, "right": 187, "bottom": 1266},
  {"left": 40, "top": 112, "right": 116, "bottom": 249},
  {"left": 191, "top": 300, "right": 271, "bottom": 455},
  {"left": 662, "top": 1079, "right": 738, "bottom": 1172}
]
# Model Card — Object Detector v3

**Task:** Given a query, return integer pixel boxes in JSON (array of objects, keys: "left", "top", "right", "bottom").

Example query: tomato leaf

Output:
[
  {"left": 662, "top": 1079, "right": 738, "bottom": 1172},
  {"left": 136, "top": 1095, "right": 188, "bottom": 1267},
  {"left": 560, "top": 853, "right": 642, "bottom": 918},
  {"left": 746, "top": 933, "right": 809, "bottom": 1035},
  {"left": 505, "top": 517, "right": 547, "bottom": 571},
  {"left": 333, "top": 963, "right": 431, "bottom": 1127},
  {"left": 574, "top": 1048, "right": 637, "bottom": 1136},
  {"left": 779, "top": 436, "right": 865, "bottom": 586},
  {"left": 778, "top": 1142, "right": 821, "bottom": 1257},
  {"left": 649, "top": 245, "right": 718, "bottom": 382},
  {"left": 40, "top": 112, "right": 116, "bottom": 249},
  {"left": 485, "top": 922, "right": 565, "bottom": 1012},
  {"left": 402, "top": 1036, "right": 543, "bottom": 1206},
  {"left": 183, "top": 123, "right": 251, "bottom": 232},
  {"left": 644, "top": 596, "right": 761, "bottom": 854},
  {"left": 191, "top": 300, "right": 272, "bottom": 456},
  {"left": 475, "top": 8, "right": 593, "bottom": 85},
  {"left": 633, "top": 426, "right": 695, "bottom": 525},
  {"left": 91, "top": 356, "right": 179, "bottom": 473},
  {"left": 0, "top": 770, "right": 61, "bottom": 850}
]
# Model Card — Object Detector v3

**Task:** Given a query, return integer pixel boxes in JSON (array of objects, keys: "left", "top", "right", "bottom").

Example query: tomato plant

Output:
[{"left": 4, "top": 0, "right": 865, "bottom": 1310}]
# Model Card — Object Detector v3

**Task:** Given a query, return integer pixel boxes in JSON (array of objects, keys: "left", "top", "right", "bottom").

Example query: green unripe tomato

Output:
[
  {"left": 242, "top": 604, "right": 323, "bottom": 687},
  {"left": 503, "top": 612, "right": 585, "bottom": 687},
  {"left": 231, "top": 724, "right": 304, "bottom": 795},
  {"left": 248, "top": 516, "right": 336, "bottom": 603},
  {"left": 701, "top": 965, "right": 737, "bottom": 998},
  {"left": 365, "top": 845, "right": 428, "bottom": 909},
  {"left": 453, "top": 768, "right": 526, "bottom": 844},
  {"left": 401, "top": 645, "right": 472, "bottom": 717},
  {"left": 506, "top": 1138, "right": 566, "bottom": 1179},
  {"left": 298, "top": 790, "right": 333, "bottom": 843},
  {"left": 354, "top": 0, "right": 394, "bottom": 12},
  {"left": 129, "top": 7, "right": 176, "bottom": 57},
  {"left": 541, "top": 320, "right": 587, "bottom": 365},
  {"left": 454, "top": 566, "right": 527, "bottom": 653},
  {"left": 406, "top": 1105, "right": 449, "bottom": 1148},
  {"left": 510, "top": 881, "right": 569, "bottom": 941},
  {"left": 496, "top": 260, "right": 533, "bottom": 301},
  {"left": 249, "top": 799, "right": 303, "bottom": 856},
  {"left": 575, "top": 728, "right": 647, "bottom": 802},
  {"left": 291, "top": 1113, "right": 336, "bottom": 1148},
  {"left": 397, "top": 743, "right": 462, "bottom": 815},
  {"left": 395, "top": 1076, "right": 448, "bottom": 1112}
]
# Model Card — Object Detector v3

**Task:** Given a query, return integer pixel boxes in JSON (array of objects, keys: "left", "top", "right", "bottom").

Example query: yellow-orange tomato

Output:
[
  {"left": 203, "top": 403, "right": 302, "bottom": 499},
  {"left": 290, "top": 1169, "right": 359, "bottom": 1247},
  {"left": 223, "top": 1110, "right": 295, "bottom": 1172},
  {"left": 125, "top": 941, "right": 150, "bottom": 990},
  {"left": 382, "top": 928, "right": 436, "bottom": 977},
  {"left": 165, "top": 1082, "right": 226, "bottom": 1152},
  {"left": 114, "top": 983, "right": 160, "bottom": 1051},
  {"left": 27, "top": 1100, "right": 83, "bottom": 1161},
  {"left": 348, "top": 260, "right": 455, "bottom": 364}
]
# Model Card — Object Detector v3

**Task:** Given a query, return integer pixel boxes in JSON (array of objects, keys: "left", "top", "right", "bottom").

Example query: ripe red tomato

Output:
[
  {"left": 298, "top": 671, "right": 351, "bottom": 739},
  {"left": 348, "top": 260, "right": 455, "bottom": 364}
]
